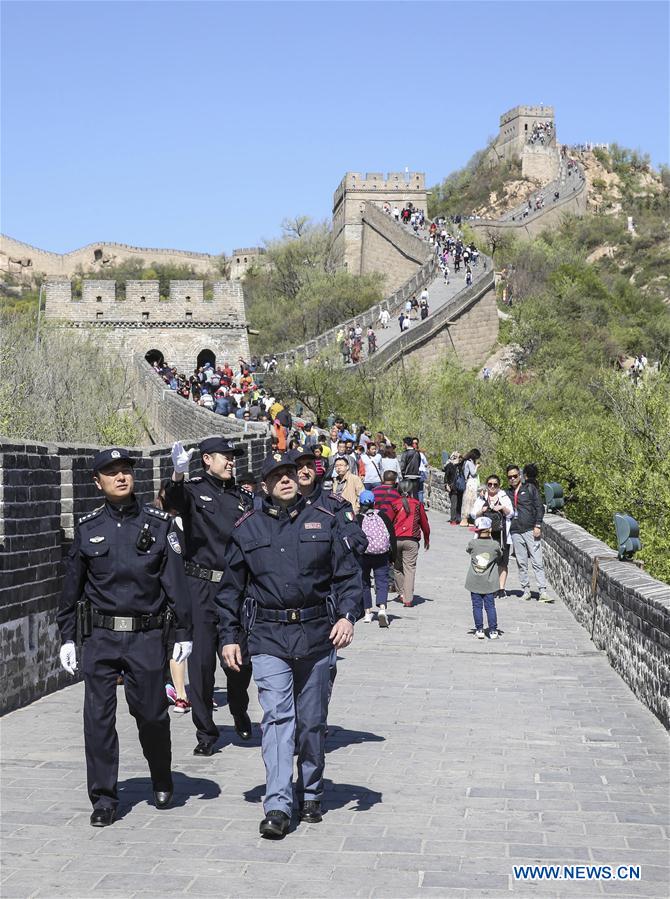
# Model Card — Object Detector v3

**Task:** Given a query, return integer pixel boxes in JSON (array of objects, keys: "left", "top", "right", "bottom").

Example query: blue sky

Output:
[{"left": 2, "top": 1, "right": 668, "bottom": 255}]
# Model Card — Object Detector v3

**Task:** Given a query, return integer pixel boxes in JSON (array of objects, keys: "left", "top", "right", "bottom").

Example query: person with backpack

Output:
[
  {"left": 443, "top": 451, "right": 464, "bottom": 524},
  {"left": 390, "top": 480, "right": 430, "bottom": 608},
  {"left": 357, "top": 491, "right": 396, "bottom": 627},
  {"left": 399, "top": 437, "right": 422, "bottom": 498}
]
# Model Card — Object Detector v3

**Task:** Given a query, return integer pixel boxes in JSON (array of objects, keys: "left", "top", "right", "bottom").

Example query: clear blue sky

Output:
[{"left": 2, "top": 1, "right": 668, "bottom": 255}]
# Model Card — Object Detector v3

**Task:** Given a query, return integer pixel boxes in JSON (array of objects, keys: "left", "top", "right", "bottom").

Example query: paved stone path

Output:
[{"left": 2, "top": 512, "right": 668, "bottom": 898}]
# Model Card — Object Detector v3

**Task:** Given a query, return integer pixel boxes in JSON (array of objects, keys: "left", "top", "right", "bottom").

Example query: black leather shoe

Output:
[
  {"left": 193, "top": 742, "right": 215, "bottom": 756},
  {"left": 299, "top": 800, "right": 323, "bottom": 823},
  {"left": 90, "top": 807, "right": 115, "bottom": 827},
  {"left": 233, "top": 712, "right": 252, "bottom": 741},
  {"left": 259, "top": 809, "right": 290, "bottom": 838},
  {"left": 154, "top": 789, "right": 173, "bottom": 809}
]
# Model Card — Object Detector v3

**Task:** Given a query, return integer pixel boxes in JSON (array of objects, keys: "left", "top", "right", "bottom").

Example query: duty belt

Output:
[
  {"left": 256, "top": 603, "right": 327, "bottom": 624},
  {"left": 92, "top": 610, "right": 164, "bottom": 632},
  {"left": 184, "top": 561, "right": 224, "bottom": 583}
]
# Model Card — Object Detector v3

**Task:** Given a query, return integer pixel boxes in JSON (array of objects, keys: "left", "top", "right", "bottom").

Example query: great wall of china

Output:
[{"left": 5, "top": 104, "right": 666, "bottom": 726}]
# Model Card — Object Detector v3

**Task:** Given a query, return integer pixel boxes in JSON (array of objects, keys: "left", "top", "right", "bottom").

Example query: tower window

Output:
[
  {"left": 96, "top": 295, "right": 102, "bottom": 302},
  {"left": 140, "top": 295, "right": 146, "bottom": 302},
  {"left": 142, "top": 312, "right": 149, "bottom": 320},
  {"left": 93, "top": 249, "right": 103, "bottom": 261},
  {"left": 96, "top": 311, "right": 103, "bottom": 319},
  {"left": 185, "top": 295, "right": 191, "bottom": 301},
  {"left": 185, "top": 311, "right": 193, "bottom": 319}
]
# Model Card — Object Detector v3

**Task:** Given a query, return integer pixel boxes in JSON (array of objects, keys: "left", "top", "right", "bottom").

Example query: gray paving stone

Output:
[{"left": 2, "top": 512, "right": 668, "bottom": 898}]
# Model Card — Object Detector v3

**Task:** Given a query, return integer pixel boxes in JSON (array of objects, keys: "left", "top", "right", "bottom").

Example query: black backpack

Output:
[{"left": 401, "top": 449, "right": 421, "bottom": 477}]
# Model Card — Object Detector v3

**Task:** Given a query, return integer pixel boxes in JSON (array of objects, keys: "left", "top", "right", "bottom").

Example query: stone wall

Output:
[
  {"left": 469, "top": 179, "right": 587, "bottom": 242},
  {"left": 368, "top": 271, "right": 498, "bottom": 372},
  {"left": 0, "top": 428, "right": 270, "bottom": 715},
  {"left": 521, "top": 146, "right": 560, "bottom": 182},
  {"left": 359, "top": 204, "right": 431, "bottom": 295},
  {"left": 426, "top": 470, "right": 670, "bottom": 728},
  {"left": 0, "top": 234, "right": 217, "bottom": 281}
]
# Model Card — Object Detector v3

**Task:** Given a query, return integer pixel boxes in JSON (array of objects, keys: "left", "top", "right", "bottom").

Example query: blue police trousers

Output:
[{"left": 251, "top": 652, "right": 331, "bottom": 816}]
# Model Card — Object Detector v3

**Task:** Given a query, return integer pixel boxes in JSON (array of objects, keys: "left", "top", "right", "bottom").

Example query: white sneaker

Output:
[
  {"left": 489, "top": 630, "right": 499, "bottom": 640},
  {"left": 475, "top": 630, "right": 485, "bottom": 639},
  {"left": 377, "top": 609, "right": 389, "bottom": 628},
  {"left": 363, "top": 612, "right": 373, "bottom": 623},
  {"left": 521, "top": 590, "right": 532, "bottom": 601},
  {"left": 538, "top": 592, "right": 554, "bottom": 603}
]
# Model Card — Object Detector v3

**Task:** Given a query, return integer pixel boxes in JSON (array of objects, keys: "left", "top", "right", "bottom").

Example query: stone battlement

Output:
[
  {"left": 333, "top": 171, "right": 425, "bottom": 213},
  {"left": 500, "top": 104, "right": 554, "bottom": 126}
]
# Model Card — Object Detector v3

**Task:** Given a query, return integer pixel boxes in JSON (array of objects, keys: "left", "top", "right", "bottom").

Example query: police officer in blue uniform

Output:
[
  {"left": 56, "top": 448, "right": 193, "bottom": 827},
  {"left": 216, "top": 453, "right": 363, "bottom": 839},
  {"left": 166, "top": 438, "right": 254, "bottom": 755},
  {"left": 288, "top": 447, "right": 367, "bottom": 555}
]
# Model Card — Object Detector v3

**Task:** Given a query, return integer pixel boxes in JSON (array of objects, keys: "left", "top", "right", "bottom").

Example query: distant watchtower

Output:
[
  {"left": 332, "top": 171, "right": 428, "bottom": 276},
  {"left": 488, "top": 105, "right": 559, "bottom": 182}
]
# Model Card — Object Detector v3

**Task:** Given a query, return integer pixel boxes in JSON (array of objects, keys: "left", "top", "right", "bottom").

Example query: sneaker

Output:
[
  {"left": 173, "top": 698, "right": 191, "bottom": 714},
  {"left": 538, "top": 592, "right": 554, "bottom": 603},
  {"left": 363, "top": 611, "right": 373, "bottom": 623},
  {"left": 497, "top": 589, "right": 506, "bottom": 599},
  {"left": 165, "top": 683, "right": 177, "bottom": 704},
  {"left": 521, "top": 590, "right": 532, "bottom": 601},
  {"left": 378, "top": 609, "right": 389, "bottom": 628},
  {"left": 475, "top": 630, "right": 485, "bottom": 639},
  {"left": 489, "top": 630, "right": 499, "bottom": 640}
]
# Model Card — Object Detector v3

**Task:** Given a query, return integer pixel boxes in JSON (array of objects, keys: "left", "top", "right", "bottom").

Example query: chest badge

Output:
[
  {"left": 344, "top": 511, "right": 354, "bottom": 521},
  {"left": 304, "top": 522, "right": 322, "bottom": 530},
  {"left": 199, "top": 495, "right": 213, "bottom": 502},
  {"left": 89, "top": 536, "right": 106, "bottom": 543},
  {"left": 168, "top": 533, "right": 182, "bottom": 554}
]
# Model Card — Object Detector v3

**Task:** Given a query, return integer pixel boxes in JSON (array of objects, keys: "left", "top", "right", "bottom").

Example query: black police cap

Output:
[
  {"left": 261, "top": 452, "right": 297, "bottom": 480},
  {"left": 92, "top": 448, "right": 136, "bottom": 472},
  {"left": 286, "top": 447, "right": 316, "bottom": 465},
  {"left": 199, "top": 437, "right": 245, "bottom": 458}
]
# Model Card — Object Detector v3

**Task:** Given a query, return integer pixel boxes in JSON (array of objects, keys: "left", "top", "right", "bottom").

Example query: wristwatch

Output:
[{"left": 343, "top": 613, "right": 356, "bottom": 626}]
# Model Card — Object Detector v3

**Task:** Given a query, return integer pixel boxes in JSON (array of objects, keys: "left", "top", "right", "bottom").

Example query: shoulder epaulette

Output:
[
  {"left": 235, "top": 510, "right": 255, "bottom": 528},
  {"left": 188, "top": 476, "right": 203, "bottom": 483},
  {"left": 78, "top": 505, "right": 104, "bottom": 525},
  {"left": 313, "top": 504, "right": 335, "bottom": 517},
  {"left": 328, "top": 492, "right": 345, "bottom": 504},
  {"left": 144, "top": 505, "right": 170, "bottom": 521}
]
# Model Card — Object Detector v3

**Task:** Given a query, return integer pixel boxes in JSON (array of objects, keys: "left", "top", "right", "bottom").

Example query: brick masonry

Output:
[
  {"left": 0, "top": 425, "right": 270, "bottom": 716},
  {"left": 426, "top": 469, "right": 670, "bottom": 728}
]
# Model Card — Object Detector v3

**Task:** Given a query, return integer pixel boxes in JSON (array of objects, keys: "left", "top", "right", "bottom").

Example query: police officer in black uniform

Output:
[
  {"left": 166, "top": 438, "right": 254, "bottom": 755},
  {"left": 216, "top": 453, "right": 363, "bottom": 839},
  {"left": 56, "top": 448, "right": 192, "bottom": 827}
]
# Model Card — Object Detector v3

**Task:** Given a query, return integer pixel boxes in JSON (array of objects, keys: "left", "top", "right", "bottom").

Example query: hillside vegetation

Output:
[{"left": 273, "top": 150, "right": 670, "bottom": 581}]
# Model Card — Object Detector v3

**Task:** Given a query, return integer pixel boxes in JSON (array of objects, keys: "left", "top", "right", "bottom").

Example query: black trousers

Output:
[
  {"left": 82, "top": 628, "right": 171, "bottom": 811},
  {"left": 188, "top": 577, "right": 252, "bottom": 746}
]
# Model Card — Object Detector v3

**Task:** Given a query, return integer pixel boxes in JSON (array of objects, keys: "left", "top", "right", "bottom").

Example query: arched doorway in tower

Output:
[
  {"left": 145, "top": 349, "right": 165, "bottom": 367},
  {"left": 196, "top": 348, "right": 216, "bottom": 370}
]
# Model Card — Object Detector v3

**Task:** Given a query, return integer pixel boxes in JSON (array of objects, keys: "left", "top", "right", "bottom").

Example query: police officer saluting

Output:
[
  {"left": 56, "top": 448, "right": 192, "bottom": 827},
  {"left": 166, "top": 438, "right": 254, "bottom": 755},
  {"left": 216, "top": 453, "right": 363, "bottom": 838}
]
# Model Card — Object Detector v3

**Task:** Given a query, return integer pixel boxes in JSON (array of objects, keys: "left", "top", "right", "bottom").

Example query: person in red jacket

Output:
[{"left": 390, "top": 480, "right": 430, "bottom": 607}]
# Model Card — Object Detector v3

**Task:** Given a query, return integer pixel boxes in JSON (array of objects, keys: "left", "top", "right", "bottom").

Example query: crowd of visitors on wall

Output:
[
  {"left": 336, "top": 323, "right": 378, "bottom": 364},
  {"left": 527, "top": 120, "right": 554, "bottom": 146},
  {"left": 150, "top": 356, "right": 283, "bottom": 423}
]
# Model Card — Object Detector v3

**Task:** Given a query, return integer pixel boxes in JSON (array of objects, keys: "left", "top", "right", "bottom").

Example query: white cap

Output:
[{"left": 475, "top": 517, "right": 492, "bottom": 531}]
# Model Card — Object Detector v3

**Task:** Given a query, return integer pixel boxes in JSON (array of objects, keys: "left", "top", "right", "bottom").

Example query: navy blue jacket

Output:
[
  {"left": 164, "top": 473, "right": 249, "bottom": 569},
  {"left": 57, "top": 498, "right": 192, "bottom": 643},
  {"left": 215, "top": 495, "right": 363, "bottom": 660},
  {"left": 303, "top": 484, "right": 368, "bottom": 557}
]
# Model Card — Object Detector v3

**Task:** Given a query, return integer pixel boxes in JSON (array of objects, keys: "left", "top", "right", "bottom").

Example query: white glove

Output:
[
  {"left": 59, "top": 641, "right": 77, "bottom": 675},
  {"left": 171, "top": 441, "right": 195, "bottom": 474},
  {"left": 172, "top": 641, "right": 193, "bottom": 664}
]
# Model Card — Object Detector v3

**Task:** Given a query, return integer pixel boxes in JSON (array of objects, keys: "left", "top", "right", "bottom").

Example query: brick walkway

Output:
[{"left": 2, "top": 512, "right": 668, "bottom": 898}]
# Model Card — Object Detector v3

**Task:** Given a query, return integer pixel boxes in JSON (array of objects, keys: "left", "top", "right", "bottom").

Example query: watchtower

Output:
[
  {"left": 332, "top": 171, "right": 428, "bottom": 275},
  {"left": 43, "top": 278, "right": 250, "bottom": 375}
]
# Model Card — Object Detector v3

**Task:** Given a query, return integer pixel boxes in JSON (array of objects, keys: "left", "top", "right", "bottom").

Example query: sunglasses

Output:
[
  {"left": 487, "top": 482, "right": 499, "bottom": 487},
  {"left": 507, "top": 474, "right": 520, "bottom": 480}
]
